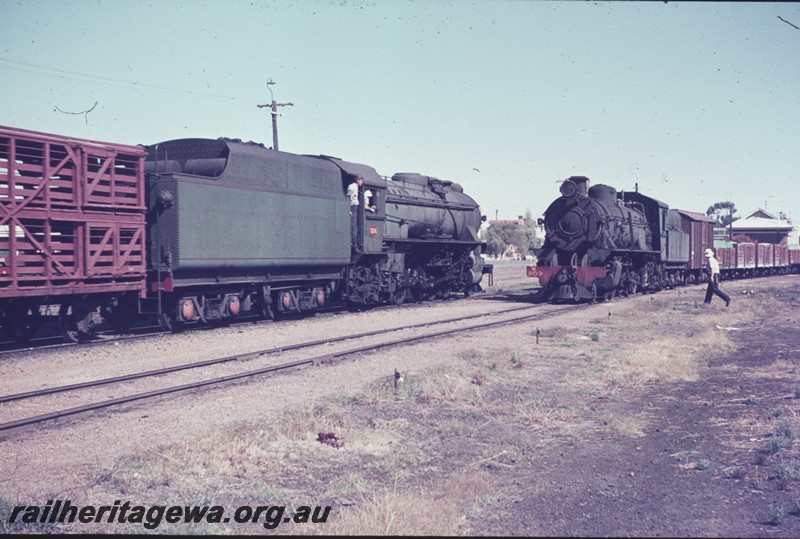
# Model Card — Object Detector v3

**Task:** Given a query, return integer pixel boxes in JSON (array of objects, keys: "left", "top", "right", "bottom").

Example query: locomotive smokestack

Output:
[{"left": 568, "top": 176, "right": 590, "bottom": 197}]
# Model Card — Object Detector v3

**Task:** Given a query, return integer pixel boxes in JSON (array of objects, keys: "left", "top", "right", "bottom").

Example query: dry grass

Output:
[{"left": 76, "top": 285, "right": 795, "bottom": 534}]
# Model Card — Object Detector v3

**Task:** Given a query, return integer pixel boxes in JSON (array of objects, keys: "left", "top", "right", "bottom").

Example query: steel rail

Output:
[
  {"left": 0, "top": 303, "right": 584, "bottom": 433},
  {"left": 0, "top": 289, "right": 534, "bottom": 355},
  {"left": 0, "top": 304, "right": 540, "bottom": 404}
]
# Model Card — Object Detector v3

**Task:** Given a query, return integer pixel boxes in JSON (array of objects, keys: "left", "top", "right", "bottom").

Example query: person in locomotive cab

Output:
[
  {"left": 703, "top": 248, "right": 731, "bottom": 307},
  {"left": 347, "top": 175, "right": 364, "bottom": 247},
  {"left": 364, "top": 189, "right": 376, "bottom": 213}
]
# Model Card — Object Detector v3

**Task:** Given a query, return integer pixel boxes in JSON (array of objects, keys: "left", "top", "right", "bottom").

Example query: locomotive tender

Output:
[
  {"left": 0, "top": 125, "right": 487, "bottom": 341},
  {"left": 530, "top": 176, "right": 799, "bottom": 301}
]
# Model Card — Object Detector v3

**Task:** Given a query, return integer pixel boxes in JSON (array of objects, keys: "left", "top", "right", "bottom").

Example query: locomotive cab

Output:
[{"left": 316, "top": 156, "right": 387, "bottom": 255}]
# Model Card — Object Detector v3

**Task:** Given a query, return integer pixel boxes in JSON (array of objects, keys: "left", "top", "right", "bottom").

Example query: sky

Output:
[{"left": 2, "top": 0, "right": 799, "bottom": 226}]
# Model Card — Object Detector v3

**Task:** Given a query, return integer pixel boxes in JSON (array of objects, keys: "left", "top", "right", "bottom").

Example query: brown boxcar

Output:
[{"left": 674, "top": 210, "right": 715, "bottom": 275}]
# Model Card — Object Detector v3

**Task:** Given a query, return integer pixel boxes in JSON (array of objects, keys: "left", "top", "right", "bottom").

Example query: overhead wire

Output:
[
  {"left": 0, "top": 58, "right": 258, "bottom": 103},
  {"left": 0, "top": 57, "right": 395, "bottom": 157}
]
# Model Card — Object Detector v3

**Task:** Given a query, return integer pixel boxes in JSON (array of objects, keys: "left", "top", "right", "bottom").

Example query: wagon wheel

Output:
[
  {"left": 393, "top": 288, "right": 409, "bottom": 306},
  {"left": 435, "top": 284, "right": 452, "bottom": 300},
  {"left": 257, "top": 289, "right": 276, "bottom": 321},
  {"left": 59, "top": 303, "right": 88, "bottom": 343},
  {"left": 408, "top": 287, "right": 423, "bottom": 303},
  {"left": 158, "top": 312, "right": 173, "bottom": 332},
  {"left": 2, "top": 305, "right": 41, "bottom": 342},
  {"left": 158, "top": 310, "right": 185, "bottom": 333}
]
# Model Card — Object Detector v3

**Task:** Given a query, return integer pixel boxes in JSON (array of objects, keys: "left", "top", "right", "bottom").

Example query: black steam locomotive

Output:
[
  {"left": 146, "top": 138, "right": 487, "bottom": 332},
  {"left": 0, "top": 126, "right": 487, "bottom": 341},
  {"left": 530, "top": 176, "right": 716, "bottom": 301}
]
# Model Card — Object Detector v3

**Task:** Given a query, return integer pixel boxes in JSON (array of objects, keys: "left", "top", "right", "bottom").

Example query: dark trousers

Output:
[
  {"left": 350, "top": 206, "right": 358, "bottom": 247},
  {"left": 704, "top": 274, "right": 730, "bottom": 304}
]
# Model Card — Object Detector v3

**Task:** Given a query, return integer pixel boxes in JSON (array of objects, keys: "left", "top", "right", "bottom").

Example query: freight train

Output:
[
  {"left": 0, "top": 126, "right": 487, "bottom": 342},
  {"left": 528, "top": 176, "right": 799, "bottom": 301}
]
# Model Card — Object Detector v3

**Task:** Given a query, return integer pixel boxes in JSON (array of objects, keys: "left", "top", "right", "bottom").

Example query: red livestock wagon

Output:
[
  {"left": 790, "top": 245, "right": 800, "bottom": 266},
  {"left": 713, "top": 240, "right": 736, "bottom": 271},
  {"left": 756, "top": 243, "right": 774, "bottom": 273},
  {"left": 0, "top": 126, "right": 147, "bottom": 341}
]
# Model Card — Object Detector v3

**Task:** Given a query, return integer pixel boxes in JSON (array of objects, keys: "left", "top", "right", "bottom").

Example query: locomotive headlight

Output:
[{"left": 560, "top": 180, "right": 577, "bottom": 198}]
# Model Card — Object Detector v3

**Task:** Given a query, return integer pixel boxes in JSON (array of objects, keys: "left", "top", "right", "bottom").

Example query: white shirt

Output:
[
  {"left": 347, "top": 182, "right": 359, "bottom": 206},
  {"left": 706, "top": 256, "right": 720, "bottom": 276}
]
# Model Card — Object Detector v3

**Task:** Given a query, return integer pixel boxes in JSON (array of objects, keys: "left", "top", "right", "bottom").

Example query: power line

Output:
[
  {"left": 0, "top": 58, "right": 258, "bottom": 104},
  {"left": 0, "top": 58, "right": 394, "bottom": 155}
]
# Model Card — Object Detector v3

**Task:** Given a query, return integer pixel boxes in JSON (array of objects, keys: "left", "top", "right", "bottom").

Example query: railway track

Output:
[
  {"left": 0, "top": 288, "right": 540, "bottom": 356},
  {"left": 0, "top": 301, "right": 584, "bottom": 434}
]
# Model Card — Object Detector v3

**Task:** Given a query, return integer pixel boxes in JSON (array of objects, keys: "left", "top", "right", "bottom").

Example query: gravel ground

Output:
[
  {"left": 7, "top": 262, "right": 793, "bottom": 537},
  {"left": 0, "top": 260, "right": 540, "bottom": 496}
]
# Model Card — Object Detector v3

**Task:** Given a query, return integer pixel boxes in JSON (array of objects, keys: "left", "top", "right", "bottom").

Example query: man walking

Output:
[{"left": 704, "top": 248, "right": 731, "bottom": 307}]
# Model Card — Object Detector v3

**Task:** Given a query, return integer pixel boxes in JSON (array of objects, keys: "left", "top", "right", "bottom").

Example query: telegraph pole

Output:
[{"left": 257, "top": 79, "right": 293, "bottom": 151}]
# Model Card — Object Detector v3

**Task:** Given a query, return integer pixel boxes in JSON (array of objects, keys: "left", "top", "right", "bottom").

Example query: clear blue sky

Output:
[{"left": 2, "top": 0, "right": 799, "bottom": 226}]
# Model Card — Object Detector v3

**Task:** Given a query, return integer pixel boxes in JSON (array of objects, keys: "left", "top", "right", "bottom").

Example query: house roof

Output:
[
  {"left": 731, "top": 208, "right": 792, "bottom": 231},
  {"left": 673, "top": 209, "right": 715, "bottom": 223},
  {"left": 741, "top": 208, "right": 777, "bottom": 220}
]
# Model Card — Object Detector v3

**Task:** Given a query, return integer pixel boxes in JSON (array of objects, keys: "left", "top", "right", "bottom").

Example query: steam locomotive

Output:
[
  {"left": 529, "top": 176, "right": 798, "bottom": 301},
  {"left": 0, "top": 126, "right": 487, "bottom": 342}
]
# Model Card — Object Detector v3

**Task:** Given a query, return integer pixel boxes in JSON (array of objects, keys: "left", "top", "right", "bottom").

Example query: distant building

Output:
[
  {"left": 488, "top": 215, "right": 530, "bottom": 227},
  {"left": 484, "top": 215, "right": 545, "bottom": 260},
  {"left": 729, "top": 209, "right": 793, "bottom": 244}
]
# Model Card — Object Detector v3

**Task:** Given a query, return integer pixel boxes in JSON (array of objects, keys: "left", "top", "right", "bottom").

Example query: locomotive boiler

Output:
[
  {"left": 537, "top": 176, "right": 652, "bottom": 268},
  {"left": 531, "top": 175, "right": 722, "bottom": 301},
  {"left": 379, "top": 173, "right": 485, "bottom": 301}
]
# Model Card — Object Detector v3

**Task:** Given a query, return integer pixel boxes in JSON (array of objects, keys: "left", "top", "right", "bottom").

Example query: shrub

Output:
[
  {"left": 767, "top": 504, "right": 787, "bottom": 526},
  {"left": 775, "top": 461, "right": 798, "bottom": 490},
  {"left": 695, "top": 458, "right": 711, "bottom": 471}
]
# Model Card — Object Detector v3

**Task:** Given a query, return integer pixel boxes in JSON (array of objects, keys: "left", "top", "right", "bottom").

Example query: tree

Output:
[
  {"left": 706, "top": 201, "right": 737, "bottom": 228},
  {"left": 483, "top": 226, "right": 506, "bottom": 257},
  {"left": 482, "top": 220, "right": 541, "bottom": 258}
]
